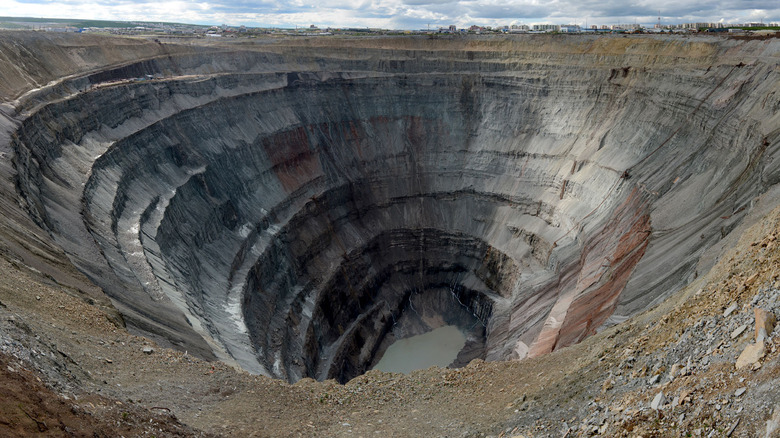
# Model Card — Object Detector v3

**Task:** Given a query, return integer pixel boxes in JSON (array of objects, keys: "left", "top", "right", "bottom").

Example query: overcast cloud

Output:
[{"left": 2, "top": 0, "right": 778, "bottom": 29}]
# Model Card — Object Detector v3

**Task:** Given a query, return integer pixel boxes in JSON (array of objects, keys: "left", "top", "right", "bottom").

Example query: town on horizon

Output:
[{"left": 1, "top": 15, "right": 778, "bottom": 37}]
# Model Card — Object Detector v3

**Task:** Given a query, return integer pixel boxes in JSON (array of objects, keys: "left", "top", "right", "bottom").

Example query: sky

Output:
[{"left": 2, "top": 0, "right": 779, "bottom": 30}]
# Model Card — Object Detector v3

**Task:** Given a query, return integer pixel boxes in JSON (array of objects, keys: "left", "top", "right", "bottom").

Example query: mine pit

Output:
[{"left": 5, "top": 34, "right": 779, "bottom": 386}]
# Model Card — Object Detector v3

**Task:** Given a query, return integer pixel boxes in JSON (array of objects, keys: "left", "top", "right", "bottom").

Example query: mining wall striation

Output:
[{"left": 1, "top": 32, "right": 778, "bottom": 382}]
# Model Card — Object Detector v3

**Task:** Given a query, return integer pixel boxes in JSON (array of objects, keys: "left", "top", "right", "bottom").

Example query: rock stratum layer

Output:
[{"left": 1, "top": 32, "right": 778, "bottom": 383}]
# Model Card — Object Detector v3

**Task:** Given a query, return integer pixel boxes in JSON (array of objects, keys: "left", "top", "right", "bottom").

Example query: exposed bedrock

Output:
[{"left": 4, "top": 33, "right": 780, "bottom": 382}]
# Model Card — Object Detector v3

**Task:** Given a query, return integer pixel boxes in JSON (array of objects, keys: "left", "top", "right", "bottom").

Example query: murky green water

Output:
[{"left": 372, "top": 325, "right": 466, "bottom": 374}]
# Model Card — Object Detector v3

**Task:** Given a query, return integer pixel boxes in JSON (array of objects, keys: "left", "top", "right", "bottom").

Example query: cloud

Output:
[
  {"left": 401, "top": 0, "right": 459, "bottom": 5},
  {"left": 462, "top": 2, "right": 557, "bottom": 20},
  {"left": 2, "top": 0, "right": 778, "bottom": 28}
]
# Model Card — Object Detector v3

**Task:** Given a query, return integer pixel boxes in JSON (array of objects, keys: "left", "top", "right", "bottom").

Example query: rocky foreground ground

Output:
[{"left": 1, "top": 182, "right": 780, "bottom": 437}]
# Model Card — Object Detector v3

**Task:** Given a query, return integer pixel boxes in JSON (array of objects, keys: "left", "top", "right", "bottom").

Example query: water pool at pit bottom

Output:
[{"left": 371, "top": 325, "right": 466, "bottom": 374}]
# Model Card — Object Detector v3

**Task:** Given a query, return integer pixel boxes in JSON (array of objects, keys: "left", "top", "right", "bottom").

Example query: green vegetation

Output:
[
  {"left": 0, "top": 16, "right": 203, "bottom": 30},
  {"left": 730, "top": 26, "right": 780, "bottom": 31},
  {"left": 0, "top": 16, "right": 135, "bottom": 28}
]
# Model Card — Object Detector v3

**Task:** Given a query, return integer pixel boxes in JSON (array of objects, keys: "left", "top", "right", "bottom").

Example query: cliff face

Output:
[{"left": 1, "top": 32, "right": 778, "bottom": 383}]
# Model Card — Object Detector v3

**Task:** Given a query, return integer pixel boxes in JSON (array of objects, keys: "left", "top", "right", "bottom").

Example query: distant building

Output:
[
  {"left": 559, "top": 24, "right": 581, "bottom": 33},
  {"left": 680, "top": 22, "right": 723, "bottom": 29},
  {"left": 532, "top": 24, "right": 560, "bottom": 32},
  {"left": 612, "top": 23, "right": 640, "bottom": 31},
  {"left": 509, "top": 24, "right": 529, "bottom": 33}
]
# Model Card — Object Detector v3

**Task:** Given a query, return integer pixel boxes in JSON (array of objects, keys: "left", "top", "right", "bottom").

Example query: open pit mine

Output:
[{"left": 0, "top": 31, "right": 779, "bottom": 437}]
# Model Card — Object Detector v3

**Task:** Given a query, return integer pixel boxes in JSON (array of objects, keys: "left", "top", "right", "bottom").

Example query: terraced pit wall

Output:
[{"left": 1, "top": 32, "right": 779, "bottom": 383}]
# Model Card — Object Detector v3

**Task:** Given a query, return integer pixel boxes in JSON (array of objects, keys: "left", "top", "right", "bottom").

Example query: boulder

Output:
[
  {"left": 735, "top": 340, "right": 765, "bottom": 370},
  {"left": 731, "top": 324, "right": 748, "bottom": 340},
  {"left": 651, "top": 391, "right": 665, "bottom": 410},
  {"left": 767, "top": 406, "right": 780, "bottom": 438},
  {"left": 601, "top": 379, "right": 614, "bottom": 393},
  {"left": 755, "top": 308, "right": 777, "bottom": 342}
]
